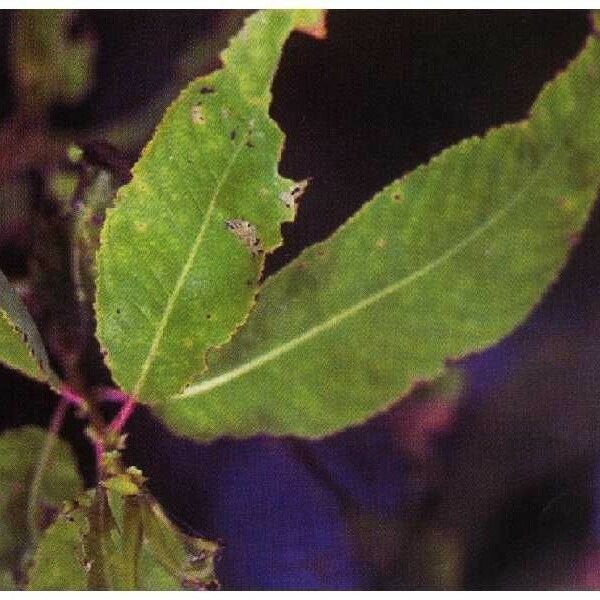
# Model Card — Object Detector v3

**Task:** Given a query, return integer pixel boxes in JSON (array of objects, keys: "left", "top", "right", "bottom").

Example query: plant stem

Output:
[
  {"left": 26, "top": 396, "right": 70, "bottom": 547},
  {"left": 109, "top": 395, "right": 136, "bottom": 433}
]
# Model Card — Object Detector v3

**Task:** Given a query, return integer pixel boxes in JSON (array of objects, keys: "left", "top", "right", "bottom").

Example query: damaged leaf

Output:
[
  {"left": 95, "top": 10, "right": 322, "bottom": 404},
  {"left": 161, "top": 32, "right": 600, "bottom": 440}
]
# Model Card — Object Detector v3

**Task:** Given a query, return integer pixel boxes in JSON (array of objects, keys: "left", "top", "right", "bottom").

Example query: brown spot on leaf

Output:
[
  {"left": 225, "top": 219, "right": 262, "bottom": 256},
  {"left": 392, "top": 193, "right": 403, "bottom": 204},
  {"left": 191, "top": 104, "right": 206, "bottom": 125},
  {"left": 376, "top": 238, "right": 387, "bottom": 249},
  {"left": 280, "top": 178, "right": 310, "bottom": 209},
  {"left": 200, "top": 86, "right": 215, "bottom": 94}
]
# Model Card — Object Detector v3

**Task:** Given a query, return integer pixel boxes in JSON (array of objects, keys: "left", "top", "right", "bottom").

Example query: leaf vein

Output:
[
  {"left": 133, "top": 137, "right": 248, "bottom": 398},
  {"left": 176, "top": 142, "right": 559, "bottom": 400}
]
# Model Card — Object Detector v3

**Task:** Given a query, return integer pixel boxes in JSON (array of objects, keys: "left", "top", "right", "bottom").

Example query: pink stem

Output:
[
  {"left": 95, "top": 386, "right": 130, "bottom": 404},
  {"left": 50, "top": 396, "right": 69, "bottom": 435},
  {"left": 109, "top": 395, "right": 136, "bottom": 433},
  {"left": 60, "top": 385, "right": 85, "bottom": 408}
]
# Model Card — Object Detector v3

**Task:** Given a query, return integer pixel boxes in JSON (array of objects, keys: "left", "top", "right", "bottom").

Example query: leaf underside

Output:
[
  {"left": 95, "top": 10, "right": 322, "bottom": 404},
  {"left": 0, "top": 270, "right": 56, "bottom": 387},
  {"left": 157, "top": 34, "right": 600, "bottom": 441}
]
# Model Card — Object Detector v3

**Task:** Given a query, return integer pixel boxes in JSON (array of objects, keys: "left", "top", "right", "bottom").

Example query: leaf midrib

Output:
[
  {"left": 175, "top": 141, "right": 560, "bottom": 401},
  {"left": 133, "top": 137, "right": 248, "bottom": 398}
]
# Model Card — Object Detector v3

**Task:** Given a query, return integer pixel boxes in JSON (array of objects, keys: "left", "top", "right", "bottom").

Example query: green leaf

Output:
[
  {"left": 0, "top": 427, "right": 82, "bottom": 584},
  {"left": 26, "top": 507, "right": 88, "bottom": 591},
  {"left": 158, "top": 33, "right": 600, "bottom": 440},
  {"left": 0, "top": 269, "right": 58, "bottom": 386},
  {"left": 140, "top": 498, "right": 219, "bottom": 590},
  {"left": 95, "top": 9, "right": 322, "bottom": 404},
  {"left": 30, "top": 459, "right": 219, "bottom": 591}
]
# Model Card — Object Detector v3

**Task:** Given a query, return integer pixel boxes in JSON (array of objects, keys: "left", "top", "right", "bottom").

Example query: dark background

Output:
[{"left": 1, "top": 10, "right": 600, "bottom": 589}]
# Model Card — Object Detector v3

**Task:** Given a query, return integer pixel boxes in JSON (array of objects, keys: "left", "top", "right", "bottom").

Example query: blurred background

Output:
[{"left": 1, "top": 9, "right": 599, "bottom": 590}]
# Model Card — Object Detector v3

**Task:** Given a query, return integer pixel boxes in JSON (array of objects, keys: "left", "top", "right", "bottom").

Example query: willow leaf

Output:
[
  {"left": 158, "top": 33, "right": 600, "bottom": 440},
  {"left": 0, "top": 270, "right": 58, "bottom": 387},
  {"left": 95, "top": 9, "right": 322, "bottom": 403}
]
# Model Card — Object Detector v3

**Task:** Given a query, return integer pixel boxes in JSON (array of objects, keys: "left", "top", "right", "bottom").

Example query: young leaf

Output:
[
  {"left": 140, "top": 498, "right": 219, "bottom": 590},
  {"left": 95, "top": 10, "right": 322, "bottom": 404},
  {"left": 0, "top": 269, "right": 58, "bottom": 387},
  {"left": 159, "top": 33, "right": 600, "bottom": 440},
  {"left": 0, "top": 427, "right": 82, "bottom": 583}
]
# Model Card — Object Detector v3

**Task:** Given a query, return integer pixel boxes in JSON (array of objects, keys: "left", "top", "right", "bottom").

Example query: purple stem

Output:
[{"left": 109, "top": 395, "right": 137, "bottom": 433}]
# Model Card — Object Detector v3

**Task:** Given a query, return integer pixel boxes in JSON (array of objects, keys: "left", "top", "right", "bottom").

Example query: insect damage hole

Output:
[
  {"left": 225, "top": 219, "right": 263, "bottom": 257},
  {"left": 280, "top": 178, "right": 310, "bottom": 210}
]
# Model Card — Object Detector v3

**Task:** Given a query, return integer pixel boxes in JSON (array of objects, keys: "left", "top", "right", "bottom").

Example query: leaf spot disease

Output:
[
  {"left": 225, "top": 219, "right": 263, "bottom": 256},
  {"left": 280, "top": 179, "right": 310, "bottom": 209},
  {"left": 392, "top": 193, "right": 403, "bottom": 204},
  {"left": 200, "top": 86, "right": 215, "bottom": 94},
  {"left": 135, "top": 221, "right": 148, "bottom": 233},
  {"left": 376, "top": 238, "right": 387, "bottom": 249},
  {"left": 191, "top": 104, "right": 206, "bottom": 125}
]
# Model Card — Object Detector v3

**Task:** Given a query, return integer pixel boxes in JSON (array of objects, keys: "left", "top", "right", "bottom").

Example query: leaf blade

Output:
[
  {"left": 159, "top": 34, "right": 600, "bottom": 440},
  {"left": 0, "top": 270, "right": 58, "bottom": 386},
  {"left": 95, "top": 9, "right": 322, "bottom": 403},
  {"left": 0, "top": 427, "right": 83, "bottom": 584}
]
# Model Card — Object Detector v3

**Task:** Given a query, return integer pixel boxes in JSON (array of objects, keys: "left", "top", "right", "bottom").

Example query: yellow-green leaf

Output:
[
  {"left": 26, "top": 509, "right": 88, "bottom": 591},
  {"left": 159, "top": 32, "right": 600, "bottom": 440},
  {"left": 95, "top": 10, "right": 322, "bottom": 404}
]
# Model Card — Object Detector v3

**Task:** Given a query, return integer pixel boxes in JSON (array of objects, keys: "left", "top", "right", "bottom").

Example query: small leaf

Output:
[
  {"left": 29, "top": 461, "right": 218, "bottom": 591},
  {"left": 160, "top": 33, "right": 600, "bottom": 440},
  {"left": 140, "top": 498, "right": 219, "bottom": 590},
  {"left": 0, "top": 269, "right": 58, "bottom": 387},
  {"left": 0, "top": 426, "right": 83, "bottom": 584},
  {"left": 95, "top": 10, "right": 323, "bottom": 404},
  {"left": 102, "top": 474, "right": 140, "bottom": 497}
]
